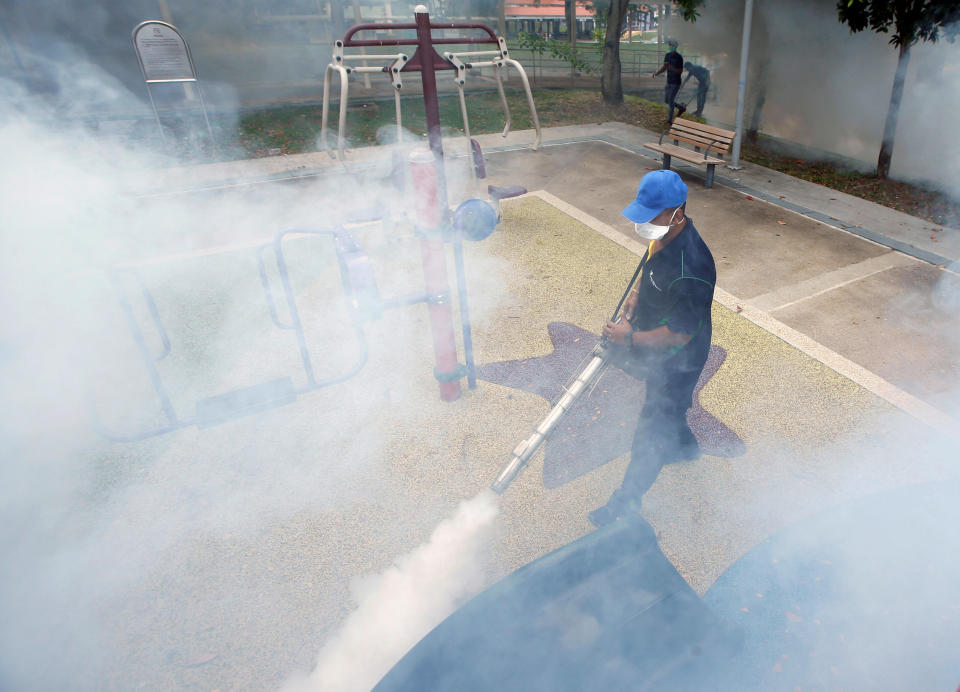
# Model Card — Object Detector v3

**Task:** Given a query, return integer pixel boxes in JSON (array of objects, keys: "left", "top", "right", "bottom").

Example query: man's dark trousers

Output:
[
  {"left": 605, "top": 346, "right": 700, "bottom": 504},
  {"left": 665, "top": 84, "right": 681, "bottom": 123},
  {"left": 622, "top": 367, "right": 699, "bottom": 500},
  {"left": 694, "top": 79, "right": 709, "bottom": 116}
]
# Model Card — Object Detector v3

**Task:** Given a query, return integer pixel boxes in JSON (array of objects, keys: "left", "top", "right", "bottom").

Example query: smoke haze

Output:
[
  {"left": 2, "top": 5, "right": 960, "bottom": 691},
  {"left": 0, "top": 34, "right": 508, "bottom": 689},
  {"left": 668, "top": 0, "right": 960, "bottom": 200}
]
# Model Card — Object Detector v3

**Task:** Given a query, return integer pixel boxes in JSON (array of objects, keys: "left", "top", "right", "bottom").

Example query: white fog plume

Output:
[{"left": 284, "top": 491, "right": 500, "bottom": 692}]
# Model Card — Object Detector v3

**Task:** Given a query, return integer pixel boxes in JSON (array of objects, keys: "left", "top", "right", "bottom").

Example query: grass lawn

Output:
[
  {"left": 230, "top": 88, "right": 957, "bottom": 229},
  {"left": 237, "top": 90, "right": 664, "bottom": 156}
]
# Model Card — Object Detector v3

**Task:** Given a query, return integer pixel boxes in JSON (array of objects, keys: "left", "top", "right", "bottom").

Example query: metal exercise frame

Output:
[
  {"left": 321, "top": 9, "right": 536, "bottom": 397},
  {"left": 94, "top": 215, "right": 488, "bottom": 442},
  {"left": 95, "top": 229, "right": 372, "bottom": 442},
  {"left": 320, "top": 10, "right": 541, "bottom": 162},
  {"left": 97, "top": 12, "right": 538, "bottom": 441}
]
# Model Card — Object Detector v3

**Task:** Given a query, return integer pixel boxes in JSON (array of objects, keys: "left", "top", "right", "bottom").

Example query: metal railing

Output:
[{"left": 502, "top": 44, "right": 702, "bottom": 82}]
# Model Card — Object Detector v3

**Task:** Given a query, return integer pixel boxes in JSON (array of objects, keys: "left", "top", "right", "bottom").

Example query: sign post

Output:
[{"left": 132, "top": 20, "right": 214, "bottom": 146}]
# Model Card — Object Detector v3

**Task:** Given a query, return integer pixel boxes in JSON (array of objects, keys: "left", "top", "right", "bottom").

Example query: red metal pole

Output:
[
  {"left": 409, "top": 147, "right": 462, "bottom": 402},
  {"left": 414, "top": 6, "right": 445, "bottom": 170}
]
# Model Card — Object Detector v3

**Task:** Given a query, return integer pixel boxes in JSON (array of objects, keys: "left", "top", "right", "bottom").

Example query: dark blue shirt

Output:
[
  {"left": 686, "top": 64, "right": 710, "bottom": 84},
  {"left": 629, "top": 219, "right": 715, "bottom": 373},
  {"left": 664, "top": 50, "right": 683, "bottom": 85}
]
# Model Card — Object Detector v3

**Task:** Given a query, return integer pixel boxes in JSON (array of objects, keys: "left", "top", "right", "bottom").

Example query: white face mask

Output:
[{"left": 634, "top": 207, "right": 681, "bottom": 240}]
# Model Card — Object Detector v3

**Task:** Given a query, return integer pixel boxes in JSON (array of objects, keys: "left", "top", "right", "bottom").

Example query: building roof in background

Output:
[{"left": 505, "top": 1, "right": 592, "bottom": 19}]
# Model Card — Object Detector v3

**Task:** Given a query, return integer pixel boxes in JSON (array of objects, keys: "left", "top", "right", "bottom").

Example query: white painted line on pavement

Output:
[
  {"left": 749, "top": 251, "right": 918, "bottom": 313},
  {"left": 712, "top": 288, "right": 959, "bottom": 439}
]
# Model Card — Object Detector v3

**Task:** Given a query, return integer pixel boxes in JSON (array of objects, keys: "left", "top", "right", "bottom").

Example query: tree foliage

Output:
[
  {"left": 837, "top": 0, "right": 960, "bottom": 47},
  {"left": 836, "top": 0, "right": 959, "bottom": 177},
  {"left": 672, "top": 0, "right": 707, "bottom": 23},
  {"left": 516, "top": 31, "right": 596, "bottom": 74}
]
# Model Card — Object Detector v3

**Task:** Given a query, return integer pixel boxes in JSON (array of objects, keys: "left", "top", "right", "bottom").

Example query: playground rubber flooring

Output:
[{"left": 18, "top": 130, "right": 960, "bottom": 690}]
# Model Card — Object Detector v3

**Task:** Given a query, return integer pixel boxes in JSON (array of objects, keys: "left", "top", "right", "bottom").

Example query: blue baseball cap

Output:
[{"left": 621, "top": 170, "right": 688, "bottom": 223}]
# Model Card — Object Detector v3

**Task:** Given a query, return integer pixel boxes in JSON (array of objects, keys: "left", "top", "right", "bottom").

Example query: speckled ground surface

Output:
[{"left": 16, "top": 139, "right": 960, "bottom": 691}]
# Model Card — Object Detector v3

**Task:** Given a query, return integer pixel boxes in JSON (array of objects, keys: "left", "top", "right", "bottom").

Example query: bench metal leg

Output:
[
  {"left": 705, "top": 163, "right": 715, "bottom": 188},
  {"left": 661, "top": 153, "right": 672, "bottom": 170}
]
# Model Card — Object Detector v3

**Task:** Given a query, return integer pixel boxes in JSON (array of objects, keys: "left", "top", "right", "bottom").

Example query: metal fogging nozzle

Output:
[
  {"left": 491, "top": 455, "right": 525, "bottom": 494},
  {"left": 491, "top": 437, "right": 533, "bottom": 494},
  {"left": 489, "top": 346, "right": 608, "bottom": 495}
]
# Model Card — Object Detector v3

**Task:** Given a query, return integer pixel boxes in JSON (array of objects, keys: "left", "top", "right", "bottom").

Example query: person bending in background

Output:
[
  {"left": 652, "top": 39, "right": 683, "bottom": 123},
  {"left": 589, "top": 170, "right": 716, "bottom": 528},
  {"left": 681, "top": 62, "right": 711, "bottom": 118}
]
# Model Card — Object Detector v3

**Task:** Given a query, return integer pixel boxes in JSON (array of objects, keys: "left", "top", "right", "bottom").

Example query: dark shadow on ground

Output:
[{"left": 478, "top": 322, "right": 745, "bottom": 488}]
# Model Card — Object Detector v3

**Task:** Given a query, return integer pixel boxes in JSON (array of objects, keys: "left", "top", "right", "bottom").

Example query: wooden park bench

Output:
[{"left": 644, "top": 119, "right": 737, "bottom": 188}]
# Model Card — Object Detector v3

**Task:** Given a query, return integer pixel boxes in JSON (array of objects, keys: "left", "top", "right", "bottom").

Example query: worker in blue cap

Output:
[{"left": 589, "top": 169, "right": 717, "bottom": 527}]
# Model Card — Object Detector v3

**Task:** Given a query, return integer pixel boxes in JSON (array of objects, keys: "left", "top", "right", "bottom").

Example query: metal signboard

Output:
[
  {"left": 132, "top": 20, "right": 214, "bottom": 145},
  {"left": 133, "top": 21, "right": 195, "bottom": 82}
]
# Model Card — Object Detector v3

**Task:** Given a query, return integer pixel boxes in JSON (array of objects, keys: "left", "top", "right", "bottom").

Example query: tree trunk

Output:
[
  {"left": 656, "top": 5, "right": 663, "bottom": 64},
  {"left": 600, "top": 0, "right": 629, "bottom": 104},
  {"left": 746, "top": 79, "right": 765, "bottom": 142},
  {"left": 566, "top": 0, "right": 577, "bottom": 78},
  {"left": 331, "top": 0, "right": 347, "bottom": 38},
  {"left": 878, "top": 43, "right": 911, "bottom": 179},
  {"left": 744, "top": 4, "right": 769, "bottom": 142}
]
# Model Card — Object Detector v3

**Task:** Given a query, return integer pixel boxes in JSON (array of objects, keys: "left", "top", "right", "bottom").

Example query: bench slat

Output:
[
  {"left": 644, "top": 142, "right": 725, "bottom": 166},
  {"left": 669, "top": 126, "right": 734, "bottom": 148},
  {"left": 670, "top": 119, "right": 736, "bottom": 139},
  {"left": 668, "top": 125, "right": 733, "bottom": 147},
  {"left": 666, "top": 131, "right": 731, "bottom": 153},
  {"left": 670, "top": 126, "right": 735, "bottom": 144}
]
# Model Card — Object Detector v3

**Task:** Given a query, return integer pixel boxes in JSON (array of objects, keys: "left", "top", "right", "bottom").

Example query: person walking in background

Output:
[
  {"left": 681, "top": 61, "right": 711, "bottom": 118},
  {"left": 652, "top": 39, "right": 683, "bottom": 123}
]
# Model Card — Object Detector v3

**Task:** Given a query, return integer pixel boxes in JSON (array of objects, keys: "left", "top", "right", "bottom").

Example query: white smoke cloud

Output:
[{"left": 284, "top": 491, "right": 500, "bottom": 692}]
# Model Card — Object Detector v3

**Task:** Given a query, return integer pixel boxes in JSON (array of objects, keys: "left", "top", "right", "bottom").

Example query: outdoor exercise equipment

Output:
[
  {"left": 94, "top": 185, "right": 510, "bottom": 442},
  {"left": 320, "top": 7, "right": 540, "bottom": 162},
  {"left": 94, "top": 227, "right": 371, "bottom": 442},
  {"left": 321, "top": 46, "right": 409, "bottom": 160},
  {"left": 321, "top": 7, "right": 535, "bottom": 399},
  {"left": 490, "top": 253, "right": 650, "bottom": 493},
  {"left": 95, "top": 9, "right": 538, "bottom": 441}
]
